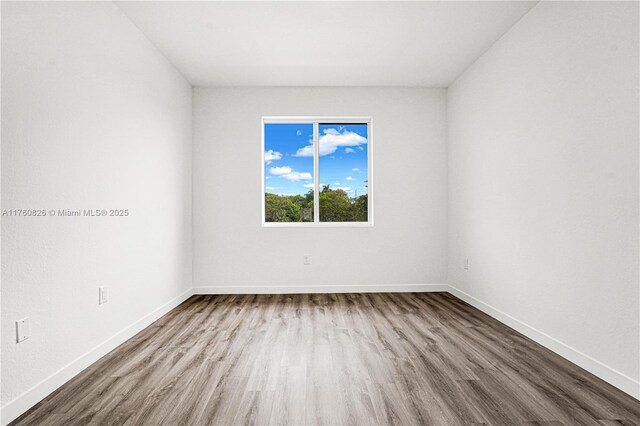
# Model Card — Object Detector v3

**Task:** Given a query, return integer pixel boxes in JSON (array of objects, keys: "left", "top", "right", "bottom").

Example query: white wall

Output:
[
  {"left": 193, "top": 88, "right": 447, "bottom": 291},
  {"left": 448, "top": 1, "right": 639, "bottom": 397},
  {"left": 1, "top": 0, "right": 192, "bottom": 418}
]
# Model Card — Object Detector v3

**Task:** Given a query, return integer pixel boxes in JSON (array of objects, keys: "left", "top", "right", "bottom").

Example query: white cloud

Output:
[
  {"left": 264, "top": 150, "right": 282, "bottom": 164},
  {"left": 293, "top": 127, "right": 367, "bottom": 157},
  {"left": 285, "top": 171, "right": 312, "bottom": 181},
  {"left": 352, "top": 168, "right": 360, "bottom": 173},
  {"left": 269, "top": 166, "right": 292, "bottom": 175},
  {"left": 265, "top": 186, "right": 277, "bottom": 190},
  {"left": 303, "top": 183, "right": 327, "bottom": 189},
  {"left": 296, "top": 130, "right": 302, "bottom": 136},
  {"left": 333, "top": 182, "right": 341, "bottom": 186},
  {"left": 345, "top": 147, "right": 355, "bottom": 153},
  {"left": 294, "top": 144, "right": 314, "bottom": 157},
  {"left": 345, "top": 176, "right": 355, "bottom": 181},
  {"left": 269, "top": 166, "right": 312, "bottom": 182}
]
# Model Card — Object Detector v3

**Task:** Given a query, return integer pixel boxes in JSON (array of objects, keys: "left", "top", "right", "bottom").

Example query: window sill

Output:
[{"left": 262, "top": 221, "right": 373, "bottom": 228}]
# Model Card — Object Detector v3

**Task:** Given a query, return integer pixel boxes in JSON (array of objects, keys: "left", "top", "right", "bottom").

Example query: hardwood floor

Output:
[{"left": 12, "top": 293, "right": 640, "bottom": 425}]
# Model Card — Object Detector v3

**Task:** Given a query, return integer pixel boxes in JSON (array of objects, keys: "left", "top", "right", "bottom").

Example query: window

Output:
[{"left": 262, "top": 117, "right": 372, "bottom": 226}]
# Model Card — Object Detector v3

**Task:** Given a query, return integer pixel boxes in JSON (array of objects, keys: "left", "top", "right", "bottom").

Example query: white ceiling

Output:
[{"left": 117, "top": 1, "right": 538, "bottom": 87}]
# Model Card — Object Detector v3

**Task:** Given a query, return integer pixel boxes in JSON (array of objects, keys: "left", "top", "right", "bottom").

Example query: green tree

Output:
[
  {"left": 319, "top": 189, "right": 352, "bottom": 222},
  {"left": 265, "top": 187, "right": 367, "bottom": 223},
  {"left": 265, "top": 193, "right": 301, "bottom": 222},
  {"left": 303, "top": 189, "right": 314, "bottom": 221},
  {"left": 304, "top": 189, "right": 314, "bottom": 206},
  {"left": 352, "top": 194, "right": 368, "bottom": 222},
  {"left": 289, "top": 194, "right": 305, "bottom": 207}
]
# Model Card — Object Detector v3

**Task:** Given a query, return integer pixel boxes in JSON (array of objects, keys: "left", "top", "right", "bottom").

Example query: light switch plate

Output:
[{"left": 16, "top": 317, "right": 30, "bottom": 343}]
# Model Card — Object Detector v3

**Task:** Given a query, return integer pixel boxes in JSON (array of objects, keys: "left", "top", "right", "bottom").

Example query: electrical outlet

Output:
[
  {"left": 99, "top": 286, "right": 108, "bottom": 305},
  {"left": 464, "top": 258, "right": 469, "bottom": 270},
  {"left": 303, "top": 255, "right": 312, "bottom": 266},
  {"left": 16, "top": 317, "right": 30, "bottom": 343}
]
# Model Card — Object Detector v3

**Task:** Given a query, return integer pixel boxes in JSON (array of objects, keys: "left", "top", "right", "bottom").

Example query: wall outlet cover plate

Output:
[{"left": 16, "top": 317, "right": 31, "bottom": 343}]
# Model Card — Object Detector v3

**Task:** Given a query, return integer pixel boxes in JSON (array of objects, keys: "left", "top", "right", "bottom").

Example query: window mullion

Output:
[{"left": 313, "top": 122, "right": 320, "bottom": 223}]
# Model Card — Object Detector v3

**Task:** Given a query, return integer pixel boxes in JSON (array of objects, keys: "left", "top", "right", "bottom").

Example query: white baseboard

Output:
[
  {"left": 447, "top": 285, "right": 640, "bottom": 400},
  {"left": 193, "top": 283, "right": 449, "bottom": 295},
  {"left": 0, "top": 288, "right": 194, "bottom": 426}
]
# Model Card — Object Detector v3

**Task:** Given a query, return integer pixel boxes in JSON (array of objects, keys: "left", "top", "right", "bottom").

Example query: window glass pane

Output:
[
  {"left": 318, "top": 123, "right": 368, "bottom": 222},
  {"left": 264, "top": 123, "right": 314, "bottom": 222}
]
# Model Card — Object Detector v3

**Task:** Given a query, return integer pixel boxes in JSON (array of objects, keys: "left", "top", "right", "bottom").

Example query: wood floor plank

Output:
[{"left": 11, "top": 293, "right": 640, "bottom": 426}]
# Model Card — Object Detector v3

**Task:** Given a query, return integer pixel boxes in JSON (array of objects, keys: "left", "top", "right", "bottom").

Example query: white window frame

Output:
[{"left": 262, "top": 116, "right": 373, "bottom": 227}]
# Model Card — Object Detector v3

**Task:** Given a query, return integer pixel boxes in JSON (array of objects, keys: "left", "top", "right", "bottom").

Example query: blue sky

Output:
[{"left": 264, "top": 123, "right": 368, "bottom": 197}]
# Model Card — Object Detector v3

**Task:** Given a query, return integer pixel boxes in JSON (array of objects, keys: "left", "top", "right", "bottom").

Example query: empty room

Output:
[{"left": 1, "top": 0, "right": 639, "bottom": 424}]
